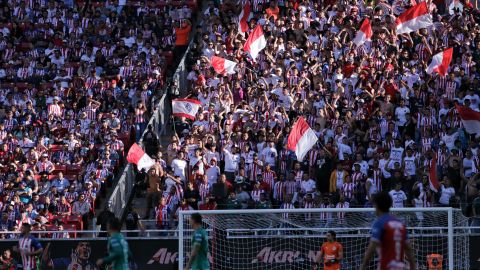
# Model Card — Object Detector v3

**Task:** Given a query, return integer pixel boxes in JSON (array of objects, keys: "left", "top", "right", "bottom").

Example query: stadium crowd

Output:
[
  {"left": 0, "top": 0, "right": 196, "bottom": 238},
  {"left": 145, "top": 0, "right": 480, "bottom": 229}
]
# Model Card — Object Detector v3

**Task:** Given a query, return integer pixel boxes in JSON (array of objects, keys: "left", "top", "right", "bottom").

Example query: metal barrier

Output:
[
  {"left": 108, "top": 92, "right": 168, "bottom": 219},
  {"left": 108, "top": 6, "right": 199, "bottom": 219},
  {"left": 172, "top": 41, "right": 193, "bottom": 98}
]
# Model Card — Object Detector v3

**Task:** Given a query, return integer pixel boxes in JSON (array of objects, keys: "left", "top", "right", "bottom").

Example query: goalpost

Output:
[{"left": 178, "top": 208, "right": 469, "bottom": 270}]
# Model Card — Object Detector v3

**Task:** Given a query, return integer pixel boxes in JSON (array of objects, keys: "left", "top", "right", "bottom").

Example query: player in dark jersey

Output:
[{"left": 360, "top": 192, "right": 416, "bottom": 270}]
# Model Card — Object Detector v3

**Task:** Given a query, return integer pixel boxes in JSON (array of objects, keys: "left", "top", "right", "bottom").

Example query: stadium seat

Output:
[
  {"left": 52, "top": 165, "right": 67, "bottom": 175},
  {"left": 44, "top": 224, "right": 58, "bottom": 238},
  {"left": 63, "top": 223, "right": 77, "bottom": 238},
  {"left": 50, "top": 144, "right": 63, "bottom": 152},
  {"left": 67, "top": 165, "right": 82, "bottom": 175},
  {"left": 15, "top": 83, "right": 29, "bottom": 90},
  {"left": 64, "top": 215, "right": 83, "bottom": 231},
  {"left": 64, "top": 174, "right": 78, "bottom": 182}
]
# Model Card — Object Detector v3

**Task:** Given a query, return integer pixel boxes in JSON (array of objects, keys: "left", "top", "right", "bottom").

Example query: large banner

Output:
[
  {"left": 0, "top": 239, "right": 179, "bottom": 270},
  {"left": 0, "top": 236, "right": 477, "bottom": 270}
]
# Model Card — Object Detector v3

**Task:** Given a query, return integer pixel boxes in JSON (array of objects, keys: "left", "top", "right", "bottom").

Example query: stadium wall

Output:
[{"left": 0, "top": 236, "right": 478, "bottom": 270}]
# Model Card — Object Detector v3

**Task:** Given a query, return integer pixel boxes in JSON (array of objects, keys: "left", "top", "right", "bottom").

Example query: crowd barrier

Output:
[
  {"left": 108, "top": 92, "right": 168, "bottom": 219},
  {"left": 108, "top": 35, "right": 195, "bottom": 219}
]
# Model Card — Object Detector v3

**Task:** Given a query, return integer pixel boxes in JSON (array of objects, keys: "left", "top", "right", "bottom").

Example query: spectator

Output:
[
  {"left": 125, "top": 204, "right": 144, "bottom": 238},
  {"left": 72, "top": 193, "right": 91, "bottom": 230},
  {"left": 0, "top": 249, "right": 16, "bottom": 270},
  {"left": 96, "top": 203, "right": 115, "bottom": 237}
]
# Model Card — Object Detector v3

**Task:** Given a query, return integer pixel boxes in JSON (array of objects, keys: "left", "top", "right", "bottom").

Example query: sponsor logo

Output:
[
  {"left": 147, "top": 248, "right": 178, "bottom": 265},
  {"left": 251, "top": 247, "right": 320, "bottom": 264},
  {"left": 147, "top": 248, "right": 213, "bottom": 265}
]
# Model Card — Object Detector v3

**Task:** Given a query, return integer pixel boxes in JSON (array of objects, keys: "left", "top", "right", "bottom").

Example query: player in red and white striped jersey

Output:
[{"left": 13, "top": 223, "right": 43, "bottom": 270}]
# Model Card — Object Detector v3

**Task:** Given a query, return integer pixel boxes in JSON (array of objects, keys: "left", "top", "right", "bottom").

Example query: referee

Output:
[{"left": 96, "top": 218, "right": 130, "bottom": 270}]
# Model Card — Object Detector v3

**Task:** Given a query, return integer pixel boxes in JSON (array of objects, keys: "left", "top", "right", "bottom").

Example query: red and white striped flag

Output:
[
  {"left": 172, "top": 98, "right": 201, "bottom": 120},
  {"left": 238, "top": 1, "right": 251, "bottom": 35},
  {"left": 395, "top": 2, "right": 433, "bottom": 35},
  {"left": 429, "top": 154, "right": 440, "bottom": 193},
  {"left": 243, "top": 24, "right": 267, "bottom": 61},
  {"left": 353, "top": 18, "right": 373, "bottom": 47},
  {"left": 287, "top": 117, "right": 318, "bottom": 162},
  {"left": 127, "top": 143, "right": 156, "bottom": 171},
  {"left": 426, "top": 48, "right": 453, "bottom": 77},
  {"left": 211, "top": 56, "right": 237, "bottom": 75},
  {"left": 455, "top": 104, "right": 480, "bottom": 135}
]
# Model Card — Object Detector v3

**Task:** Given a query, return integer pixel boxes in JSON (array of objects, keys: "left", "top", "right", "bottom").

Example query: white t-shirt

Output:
[
  {"left": 171, "top": 159, "right": 187, "bottom": 181},
  {"left": 337, "top": 143, "right": 352, "bottom": 161},
  {"left": 206, "top": 166, "right": 220, "bottom": 185},
  {"left": 224, "top": 149, "right": 240, "bottom": 172},
  {"left": 439, "top": 185, "right": 455, "bottom": 205},
  {"left": 261, "top": 147, "right": 278, "bottom": 166},
  {"left": 379, "top": 158, "right": 394, "bottom": 178},
  {"left": 403, "top": 155, "right": 416, "bottom": 176},
  {"left": 441, "top": 132, "right": 458, "bottom": 150},
  {"left": 390, "top": 147, "right": 404, "bottom": 162},
  {"left": 395, "top": 106, "right": 410, "bottom": 126},
  {"left": 367, "top": 178, "right": 378, "bottom": 196},
  {"left": 300, "top": 179, "right": 316, "bottom": 193},
  {"left": 389, "top": 190, "right": 407, "bottom": 208}
]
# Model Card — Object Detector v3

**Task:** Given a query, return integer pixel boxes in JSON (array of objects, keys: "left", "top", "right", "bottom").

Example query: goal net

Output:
[{"left": 178, "top": 208, "right": 469, "bottom": 270}]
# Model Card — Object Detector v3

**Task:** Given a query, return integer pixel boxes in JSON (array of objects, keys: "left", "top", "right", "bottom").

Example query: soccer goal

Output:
[{"left": 178, "top": 208, "right": 469, "bottom": 270}]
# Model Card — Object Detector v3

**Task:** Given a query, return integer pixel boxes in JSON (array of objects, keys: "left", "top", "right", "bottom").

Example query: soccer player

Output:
[
  {"left": 13, "top": 223, "right": 43, "bottom": 270},
  {"left": 315, "top": 230, "right": 343, "bottom": 270},
  {"left": 360, "top": 191, "right": 416, "bottom": 270},
  {"left": 185, "top": 213, "right": 210, "bottom": 270},
  {"left": 96, "top": 218, "right": 130, "bottom": 270}
]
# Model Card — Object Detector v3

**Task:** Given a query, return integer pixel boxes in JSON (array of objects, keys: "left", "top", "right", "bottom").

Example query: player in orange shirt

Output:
[{"left": 315, "top": 231, "right": 343, "bottom": 270}]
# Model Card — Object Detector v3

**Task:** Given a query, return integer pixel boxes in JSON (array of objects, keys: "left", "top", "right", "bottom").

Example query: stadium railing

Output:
[{"left": 108, "top": 92, "right": 168, "bottom": 220}]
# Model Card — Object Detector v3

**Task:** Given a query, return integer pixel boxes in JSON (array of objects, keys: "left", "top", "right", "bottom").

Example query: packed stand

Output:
[
  {"left": 139, "top": 0, "right": 480, "bottom": 229},
  {"left": 0, "top": 0, "right": 197, "bottom": 238}
]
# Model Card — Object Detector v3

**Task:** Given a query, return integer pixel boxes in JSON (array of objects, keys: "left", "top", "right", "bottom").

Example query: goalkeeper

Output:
[{"left": 315, "top": 230, "right": 343, "bottom": 270}]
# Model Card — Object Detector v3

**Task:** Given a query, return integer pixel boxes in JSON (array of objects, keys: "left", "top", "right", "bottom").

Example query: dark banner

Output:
[
  {"left": 0, "top": 236, "right": 477, "bottom": 270},
  {"left": 471, "top": 236, "right": 480, "bottom": 270},
  {"left": 0, "top": 239, "right": 179, "bottom": 270}
]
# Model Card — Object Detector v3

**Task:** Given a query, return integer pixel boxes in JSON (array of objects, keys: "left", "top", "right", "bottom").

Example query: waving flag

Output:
[
  {"left": 353, "top": 18, "right": 373, "bottom": 47},
  {"left": 456, "top": 104, "right": 480, "bottom": 135},
  {"left": 211, "top": 56, "right": 237, "bottom": 75},
  {"left": 243, "top": 24, "right": 267, "bottom": 61},
  {"left": 426, "top": 48, "right": 453, "bottom": 76},
  {"left": 287, "top": 117, "right": 318, "bottom": 162},
  {"left": 172, "top": 98, "right": 201, "bottom": 120},
  {"left": 238, "top": 1, "right": 251, "bottom": 35},
  {"left": 127, "top": 143, "right": 156, "bottom": 171},
  {"left": 429, "top": 154, "right": 440, "bottom": 192},
  {"left": 395, "top": 2, "right": 433, "bottom": 35}
]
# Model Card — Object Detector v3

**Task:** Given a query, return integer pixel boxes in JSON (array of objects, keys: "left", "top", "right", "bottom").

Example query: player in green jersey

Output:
[
  {"left": 96, "top": 218, "right": 130, "bottom": 270},
  {"left": 185, "top": 213, "right": 210, "bottom": 270}
]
